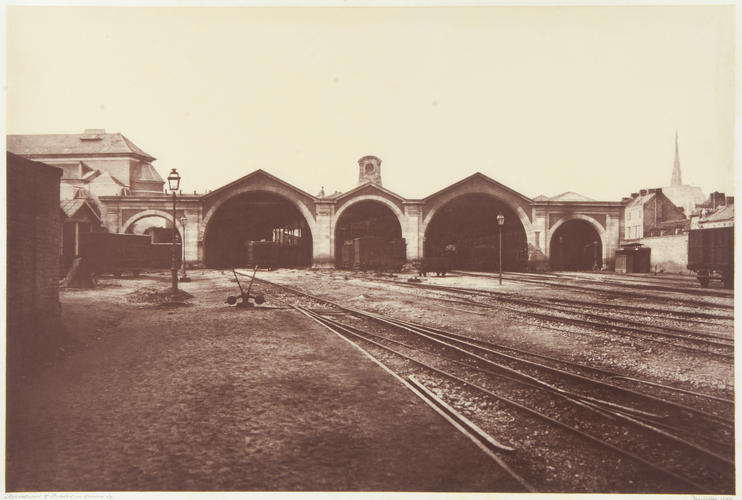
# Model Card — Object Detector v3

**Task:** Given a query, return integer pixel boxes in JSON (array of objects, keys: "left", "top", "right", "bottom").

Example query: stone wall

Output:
[
  {"left": 6, "top": 153, "right": 63, "bottom": 375},
  {"left": 639, "top": 233, "right": 690, "bottom": 274}
]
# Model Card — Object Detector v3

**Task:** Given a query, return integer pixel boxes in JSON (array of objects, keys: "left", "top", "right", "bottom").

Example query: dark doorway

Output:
[
  {"left": 424, "top": 194, "right": 528, "bottom": 271},
  {"left": 549, "top": 219, "right": 602, "bottom": 271},
  {"left": 334, "top": 200, "right": 405, "bottom": 270},
  {"left": 204, "top": 192, "right": 312, "bottom": 268}
]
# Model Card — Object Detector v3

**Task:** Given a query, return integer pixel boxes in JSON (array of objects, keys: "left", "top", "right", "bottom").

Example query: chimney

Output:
[
  {"left": 631, "top": 192, "right": 639, "bottom": 199},
  {"left": 621, "top": 197, "right": 631, "bottom": 203},
  {"left": 648, "top": 188, "right": 656, "bottom": 194},
  {"left": 655, "top": 188, "right": 662, "bottom": 195},
  {"left": 640, "top": 189, "right": 647, "bottom": 196},
  {"left": 726, "top": 196, "right": 734, "bottom": 205},
  {"left": 80, "top": 129, "right": 105, "bottom": 141},
  {"left": 710, "top": 191, "right": 726, "bottom": 209}
]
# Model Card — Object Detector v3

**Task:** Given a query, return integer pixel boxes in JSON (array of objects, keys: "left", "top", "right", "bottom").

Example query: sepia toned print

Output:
[{"left": 4, "top": 4, "right": 734, "bottom": 496}]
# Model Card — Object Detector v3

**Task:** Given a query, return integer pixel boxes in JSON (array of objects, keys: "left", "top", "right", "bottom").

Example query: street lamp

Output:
[
  {"left": 496, "top": 213, "right": 505, "bottom": 285},
  {"left": 167, "top": 168, "right": 181, "bottom": 292},
  {"left": 180, "top": 215, "right": 190, "bottom": 282}
]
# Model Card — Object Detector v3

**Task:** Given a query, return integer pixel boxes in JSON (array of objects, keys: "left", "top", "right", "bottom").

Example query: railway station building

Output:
[{"left": 8, "top": 130, "right": 624, "bottom": 272}]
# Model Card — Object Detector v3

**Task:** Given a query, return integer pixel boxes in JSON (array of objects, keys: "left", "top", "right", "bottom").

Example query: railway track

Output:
[
  {"left": 246, "top": 273, "right": 735, "bottom": 494},
  {"left": 452, "top": 271, "right": 734, "bottom": 310},
  {"left": 370, "top": 279, "right": 734, "bottom": 359},
  {"left": 472, "top": 270, "right": 733, "bottom": 297}
]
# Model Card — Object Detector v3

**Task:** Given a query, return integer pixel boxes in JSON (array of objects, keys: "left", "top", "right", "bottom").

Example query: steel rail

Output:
[
  {"left": 390, "top": 278, "right": 734, "bottom": 322},
  {"left": 359, "top": 312, "right": 669, "bottom": 421},
  {"left": 316, "top": 308, "right": 735, "bottom": 479},
  {"left": 315, "top": 311, "right": 633, "bottom": 421},
  {"left": 270, "top": 274, "right": 731, "bottom": 359},
  {"left": 252, "top": 275, "right": 734, "bottom": 426},
  {"left": 459, "top": 270, "right": 733, "bottom": 299},
  {"left": 608, "top": 376, "right": 734, "bottom": 405},
  {"left": 286, "top": 302, "right": 536, "bottom": 493},
  {"left": 259, "top": 281, "right": 733, "bottom": 457},
  {"left": 397, "top": 281, "right": 733, "bottom": 348},
  {"left": 297, "top": 306, "right": 711, "bottom": 493},
  {"left": 475, "top": 275, "right": 735, "bottom": 310},
  {"left": 387, "top": 315, "right": 734, "bottom": 406},
  {"left": 407, "top": 375, "right": 517, "bottom": 453},
  {"left": 365, "top": 311, "right": 734, "bottom": 427}
]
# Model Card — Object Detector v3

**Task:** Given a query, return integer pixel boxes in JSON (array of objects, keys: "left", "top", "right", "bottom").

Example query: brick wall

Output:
[
  {"left": 7, "top": 152, "right": 63, "bottom": 375},
  {"left": 639, "top": 233, "right": 689, "bottom": 274}
]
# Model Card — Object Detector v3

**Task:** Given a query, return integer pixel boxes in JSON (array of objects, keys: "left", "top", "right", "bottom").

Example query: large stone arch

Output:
[
  {"left": 332, "top": 194, "right": 406, "bottom": 230},
  {"left": 547, "top": 215, "right": 608, "bottom": 261},
  {"left": 422, "top": 188, "right": 533, "bottom": 243},
  {"left": 121, "top": 209, "right": 184, "bottom": 236},
  {"left": 331, "top": 195, "right": 407, "bottom": 263},
  {"left": 201, "top": 187, "right": 316, "bottom": 268},
  {"left": 201, "top": 186, "right": 317, "bottom": 243}
]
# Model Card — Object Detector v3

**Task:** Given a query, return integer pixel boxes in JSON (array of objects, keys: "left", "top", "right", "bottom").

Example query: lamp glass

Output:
[
  {"left": 167, "top": 168, "right": 181, "bottom": 191},
  {"left": 496, "top": 214, "right": 505, "bottom": 226}
]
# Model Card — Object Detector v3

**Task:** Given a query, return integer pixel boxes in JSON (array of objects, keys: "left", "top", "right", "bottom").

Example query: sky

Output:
[{"left": 5, "top": 4, "right": 736, "bottom": 201}]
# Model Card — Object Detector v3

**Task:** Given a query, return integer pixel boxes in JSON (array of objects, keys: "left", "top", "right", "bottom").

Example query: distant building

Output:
[
  {"left": 7, "top": 129, "right": 164, "bottom": 203},
  {"left": 8, "top": 130, "right": 165, "bottom": 269},
  {"left": 6, "top": 152, "right": 63, "bottom": 375},
  {"left": 691, "top": 193, "right": 734, "bottom": 230},
  {"left": 622, "top": 188, "right": 686, "bottom": 240},
  {"left": 660, "top": 132, "right": 706, "bottom": 217}
]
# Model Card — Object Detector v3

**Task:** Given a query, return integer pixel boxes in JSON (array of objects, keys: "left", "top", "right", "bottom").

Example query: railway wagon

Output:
[
  {"left": 78, "top": 232, "right": 158, "bottom": 276},
  {"left": 687, "top": 226, "right": 733, "bottom": 288},
  {"left": 342, "top": 236, "right": 406, "bottom": 271},
  {"left": 246, "top": 241, "right": 281, "bottom": 269},
  {"left": 418, "top": 256, "right": 452, "bottom": 277},
  {"left": 245, "top": 240, "right": 309, "bottom": 268}
]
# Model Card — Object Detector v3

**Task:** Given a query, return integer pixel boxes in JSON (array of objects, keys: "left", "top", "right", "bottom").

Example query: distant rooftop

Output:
[
  {"left": 533, "top": 191, "right": 596, "bottom": 202},
  {"left": 7, "top": 129, "right": 156, "bottom": 161}
]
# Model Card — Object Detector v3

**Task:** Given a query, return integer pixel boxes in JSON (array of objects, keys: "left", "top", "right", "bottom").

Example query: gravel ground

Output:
[
  {"left": 6, "top": 270, "right": 522, "bottom": 492},
  {"left": 255, "top": 268, "right": 733, "bottom": 394}
]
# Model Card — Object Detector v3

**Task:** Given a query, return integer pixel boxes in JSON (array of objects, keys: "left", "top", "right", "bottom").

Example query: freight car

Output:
[
  {"left": 340, "top": 236, "right": 406, "bottom": 272},
  {"left": 687, "top": 226, "right": 733, "bottom": 288},
  {"left": 418, "top": 256, "right": 452, "bottom": 277},
  {"left": 78, "top": 232, "right": 165, "bottom": 276},
  {"left": 245, "top": 240, "right": 310, "bottom": 268}
]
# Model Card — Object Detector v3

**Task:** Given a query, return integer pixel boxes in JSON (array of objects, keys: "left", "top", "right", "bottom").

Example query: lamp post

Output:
[
  {"left": 180, "top": 215, "right": 190, "bottom": 282},
  {"left": 496, "top": 213, "right": 505, "bottom": 285},
  {"left": 167, "top": 168, "right": 181, "bottom": 292}
]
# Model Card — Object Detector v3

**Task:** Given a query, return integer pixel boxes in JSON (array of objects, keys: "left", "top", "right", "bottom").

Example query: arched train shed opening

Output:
[
  {"left": 334, "top": 200, "right": 405, "bottom": 270},
  {"left": 424, "top": 193, "right": 528, "bottom": 271},
  {"left": 125, "top": 215, "right": 181, "bottom": 268},
  {"left": 204, "top": 191, "right": 313, "bottom": 269},
  {"left": 549, "top": 219, "right": 602, "bottom": 271},
  {"left": 125, "top": 215, "right": 181, "bottom": 244}
]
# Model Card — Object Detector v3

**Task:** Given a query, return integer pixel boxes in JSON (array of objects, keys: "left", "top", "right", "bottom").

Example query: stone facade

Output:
[
  {"left": 8, "top": 133, "right": 629, "bottom": 270},
  {"left": 6, "top": 152, "right": 63, "bottom": 374},
  {"left": 638, "top": 234, "right": 689, "bottom": 274}
]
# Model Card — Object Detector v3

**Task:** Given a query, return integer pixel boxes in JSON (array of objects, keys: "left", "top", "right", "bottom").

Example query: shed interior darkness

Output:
[
  {"left": 424, "top": 194, "right": 528, "bottom": 271},
  {"left": 204, "top": 191, "right": 312, "bottom": 268},
  {"left": 334, "top": 200, "right": 404, "bottom": 267},
  {"left": 549, "top": 219, "right": 602, "bottom": 271}
]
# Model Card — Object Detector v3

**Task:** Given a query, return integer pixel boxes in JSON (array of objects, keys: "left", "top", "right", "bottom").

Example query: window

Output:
[{"left": 534, "top": 232, "right": 540, "bottom": 248}]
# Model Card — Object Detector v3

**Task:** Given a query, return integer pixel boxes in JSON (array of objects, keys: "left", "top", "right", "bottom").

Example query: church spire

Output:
[{"left": 671, "top": 130, "right": 682, "bottom": 186}]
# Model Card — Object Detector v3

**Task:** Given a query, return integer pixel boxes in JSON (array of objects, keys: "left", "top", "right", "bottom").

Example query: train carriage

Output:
[{"left": 687, "top": 225, "right": 734, "bottom": 288}]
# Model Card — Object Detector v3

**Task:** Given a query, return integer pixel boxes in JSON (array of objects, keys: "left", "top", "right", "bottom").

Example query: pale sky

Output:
[{"left": 5, "top": 5, "right": 736, "bottom": 201}]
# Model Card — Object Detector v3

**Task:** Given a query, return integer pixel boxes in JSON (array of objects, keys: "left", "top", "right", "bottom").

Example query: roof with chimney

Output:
[{"left": 7, "top": 129, "right": 156, "bottom": 161}]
